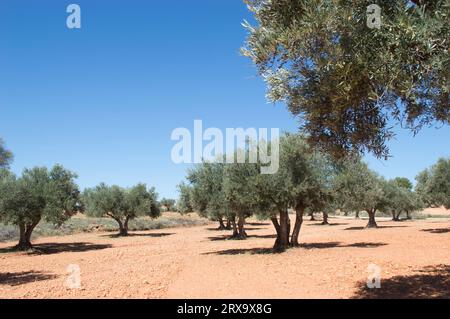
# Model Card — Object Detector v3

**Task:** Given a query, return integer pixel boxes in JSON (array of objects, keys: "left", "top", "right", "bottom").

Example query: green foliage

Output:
[
  {"left": 176, "top": 182, "right": 194, "bottom": 214},
  {"left": 0, "top": 165, "right": 80, "bottom": 249},
  {"left": 332, "top": 158, "right": 384, "bottom": 227},
  {"left": 242, "top": 0, "right": 449, "bottom": 158},
  {"left": 160, "top": 198, "right": 176, "bottom": 211},
  {"left": 393, "top": 177, "right": 413, "bottom": 190},
  {"left": 83, "top": 183, "right": 160, "bottom": 236},
  {"left": 0, "top": 139, "right": 13, "bottom": 168},
  {"left": 416, "top": 158, "right": 450, "bottom": 209},
  {"left": 383, "top": 178, "right": 423, "bottom": 220}
]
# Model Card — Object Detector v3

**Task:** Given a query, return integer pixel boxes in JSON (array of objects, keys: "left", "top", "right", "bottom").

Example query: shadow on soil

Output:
[
  {"left": 0, "top": 242, "right": 112, "bottom": 255},
  {"left": 205, "top": 241, "right": 387, "bottom": 255},
  {"left": 344, "top": 225, "right": 408, "bottom": 231},
  {"left": 207, "top": 234, "right": 277, "bottom": 241},
  {"left": 102, "top": 232, "right": 174, "bottom": 239},
  {"left": 421, "top": 228, "right": 450, "bottom": 234},
  {"left": 353, "top": 264, "right": 450, "bottom": 299},
  {"left": 246, "top": 222, "right": 271, "bottom": 226},
  {"left": 0, "top": 271, "right": 58, "bottom": 286},
  {"left": 206, "top": 227, "right": 264, "bottom": 231},
  {"left": 309, "top": 222, "right": 349, "bottom": 226}
]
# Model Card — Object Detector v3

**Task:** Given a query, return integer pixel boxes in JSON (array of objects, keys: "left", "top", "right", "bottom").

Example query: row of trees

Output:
[
  {"left": 178, "top": 134, "right": 445, "bottom": 251},
  {"left": 0, "top": 139, "right": 163, "bottom": 250}
]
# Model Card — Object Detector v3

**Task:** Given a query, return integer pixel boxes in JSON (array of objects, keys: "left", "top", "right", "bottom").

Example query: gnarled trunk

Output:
[
  {"left": 225, "top": 218, "right": 232, "bottom": 230},
  {"left": 16, "top": 219, "right": 40, "bottom": 251},
  {"left": 273, "top": 210, "right": 290, "bottom": 252},
  {"left": 406, "top": 211, "right": 412, "bottom": 220},
  {"left": 366, "top": 209, "right": 378, "bottom": 228},
  {"left": 117, "top": 218, "right": 129, "bottom": 236},
  {"left": 217, "top": 217, "right": 226, "bottom": 230},
  {"left": 322, "top": 212, "right": 329, "bottom": 225},
  {"left": 230, "top": 216, "right": 239, "bottom": 238},
  {"left": 291, "top": 206, "right": 304, "bottom": 246},
  {"left": 236, "top": 215, "right": 247, "bottom": 240},
  {"left": 391, "top": 210, "right": 398, "bottom": 221}
]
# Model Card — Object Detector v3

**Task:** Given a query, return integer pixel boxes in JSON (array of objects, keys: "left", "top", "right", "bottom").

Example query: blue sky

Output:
[{"left": 1, "top": 0, "right": 449, "bottom": 199}]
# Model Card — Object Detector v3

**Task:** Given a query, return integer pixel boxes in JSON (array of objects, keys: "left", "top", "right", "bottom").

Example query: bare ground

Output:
[{"left": 1, "top": 216, "right": 449, "bottom": 299}]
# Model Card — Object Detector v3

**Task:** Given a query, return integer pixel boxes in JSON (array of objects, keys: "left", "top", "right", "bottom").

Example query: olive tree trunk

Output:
[
  {"left": 366, "top": 209, "right": 378, "bottom": 228},
  {"left": 16, "top": 219, "right": 40, "bottom": 251},
  {"left": 225, "top": 218, "right": 232, "bottom": 230},
  {"left": 273, "top": 210, "right": 291, "bottom": 252},
  {"left": 116, "top": 217, "right": 130, "bottom": 236},
  {"left": 217, "top": 217, "right": 226, "bottom": 230},
  {"left": 230, "top": 216, "right": 239, "bottom": 238},
  {"left": 237, "top": 215, "right": 247, "bottom": 239},
  {"left": 406, "top": 211, "right": 412, "bottom": 220},
  {"left": 322, "top": 212, "right": 329, "bottom": 225},
  {"left": 291, "top": 206, "right": 304, "bottom": 246},
  {"left": 392, "top": 210, "right": 398, "bottom": 221}
]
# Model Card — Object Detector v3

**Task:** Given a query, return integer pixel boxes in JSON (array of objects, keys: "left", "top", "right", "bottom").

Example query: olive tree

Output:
[
  {"left": 416, "top": 158, "right": 450, "bottom": 209},
  {"left": 160, "top": 198, "right": 176, "bottom": 212},
  {"left": 188, "top": 162, "right": 237, "bottom": 234},
  {"left": 176, "top": 182, "right": 194, "bottom": 214},
  {"left": 223, "top": 157, "right": 259, "bottom": 239},
  {"left": 0, "top": 138, "right": 13, "bottom": 168},
  {"left": 384, "top": 178, "right": 424, "bottom": 221},
  {"left": 253, "top": 134, "right": 334, "bottom": 250},
  {"left": 0, "top": 165, "right": 80, "bottom": 250},
  {"left": 83, "top": 183, "right": 160, "bottom": 236},
  {"left": 242, "top": 0, "right": 449, "bottom": 159},
  {"left": 333, "top": 159, "right": 385, "bottom": 228}
]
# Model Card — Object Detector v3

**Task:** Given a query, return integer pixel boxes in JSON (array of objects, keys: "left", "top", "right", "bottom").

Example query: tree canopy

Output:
[
  {"left": 0, "top": 165, "right": 80, "bottom": 250},
  {"left": 416, "top": 157, "right": 450, "bottom": 209},
  {"left": 242, "top": 0, "right": 449, "bottom": 159},
  {"left": 83, "top": 183, "right": 160, "bottom": 236},
  {"left": 332, "top": 158, "right": 385, "bottom": 228},
  {"left": 176, "top": 182, "right": 194, "bottom": 214},
  {"left": 160, "top": 198, "right": 176, "bottom": 212},
  {"left": 0, "top": 138, "right": 13, "bottom": 168}
]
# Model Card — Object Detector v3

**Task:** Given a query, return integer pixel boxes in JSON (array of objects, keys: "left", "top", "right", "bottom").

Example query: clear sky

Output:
[{"left": 1, "top": 0, "right": 449, "bottom": 199}]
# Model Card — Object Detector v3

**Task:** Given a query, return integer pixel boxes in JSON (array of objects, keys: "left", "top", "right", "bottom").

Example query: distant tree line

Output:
[{"left": 0, "top": 138, "right": 162, "bottom": 250}]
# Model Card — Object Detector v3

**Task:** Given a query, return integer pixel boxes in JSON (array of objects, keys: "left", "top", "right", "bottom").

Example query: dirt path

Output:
[{"left": 1, "top": 216, "right": 449, "bottom": 298}]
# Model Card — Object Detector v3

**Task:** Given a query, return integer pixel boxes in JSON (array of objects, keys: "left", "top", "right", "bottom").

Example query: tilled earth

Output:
[{"left": 1, "top": 216, "right": 449, "bottom": 299}]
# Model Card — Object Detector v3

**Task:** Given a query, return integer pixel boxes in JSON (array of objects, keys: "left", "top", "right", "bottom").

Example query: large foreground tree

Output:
[
  {"left": 83, "top": 183, "right": 160, "bottom": 236},
  {"left": 242, "top": 0, "right": 449, "bottom": 158},
  {"left": 0, "top": 165, "right": 80, "bottom": 250}
]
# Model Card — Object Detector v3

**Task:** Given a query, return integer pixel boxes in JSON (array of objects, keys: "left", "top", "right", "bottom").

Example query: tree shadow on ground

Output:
[
  {"left": 421, "top": 228, "right": 450, "bottom": 234},
  {"left": 206, "top": 241, "right": 387, "bottom": 255},
  {"left": 309, "top": 222, "right": 349, "bottom": 226},
  {"left": 344, "top": 225, "right": 408, "bottom": 231},
  {"left": 203, "top": 247, "right": 278, "bottom": 255},
  {"left": 300, "top": 242, "right": 387, "bottom": 249},
  {"left": 0, "top": 271, "right": 58, "bottom": 286},
  {"left": 352, "top": 264, "right": 450, "bottom": 299},
  {"left": 0, "top": 242, "right": 112, "bottom": 255},
  {"left": 207, "top": 234, "right": 276, "bottom": 241},
  {"left": 246, "top": 222, "right": 271, "bottom": 226},
  {"left": 103, "top": 232, "right": 174, "bottom": 239},
  {"left": 206, "top": 227, "right": 264, "bottom": 231}
]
